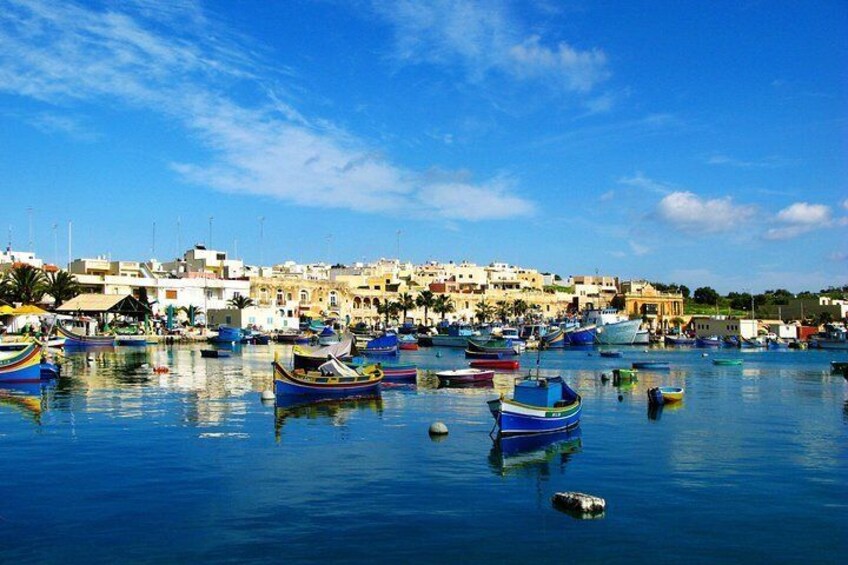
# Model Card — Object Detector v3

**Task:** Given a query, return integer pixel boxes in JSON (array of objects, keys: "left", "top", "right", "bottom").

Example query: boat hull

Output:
[
  {"left": 469, "top": 359, "right": 520, "bottom": 370},
  {"left": 487, "top": 397, "right": 581, "bottom": 436},
  {"left": 566, "top": 326, "right": 596, "bottom": 345},
  {"left": 632, "top": 362, "right": 670, "bottom": 370},
  {"left": 594, "top": 319, "right": 641, "bottom": 345},
  {"left": 436, "top": 369, "right": 494, "bottom": 384},
  {"left": 430, "top": 335, "right": 472, "bottom": 348},
  {"left": 57, "top": 325, "right": 116, "bottom": 347},
  {"left": 665, "top": 336, "right": 695, "bottom": 346},
  {"left": 0, "top": 344, "right": 44, "bottom": 384},
  {"left": 273, "top": 362, "right": 382, "bottom": 396}
]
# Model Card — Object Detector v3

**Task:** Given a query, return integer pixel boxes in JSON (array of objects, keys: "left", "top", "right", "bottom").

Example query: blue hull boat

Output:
[
  {"left": 696, "top": 337, "right": 723, "bottom": 348},
  {"left": 362, "top": 334, "right": 399, "bottom": 357},
  {"left": 566, "top": 326, "right": 596, "bottom": 346},
  {"left": 273, "top": 358, "right": 383, "bottom": 397},
  {"left": 0, "top": 344, "right": 44, "bottom": 384},
  {"left": 632, "top": 361, "right": 670, "bottom": 370},
  {"left": 488, "top": 376, "right": 582, "bottom": 436}
]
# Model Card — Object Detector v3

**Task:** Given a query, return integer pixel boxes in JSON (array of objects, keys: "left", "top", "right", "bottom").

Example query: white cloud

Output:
[
  {"left": 372, "top": 0, "right": 609, "bottom": 93},
  {"left": 841, "top": 198, "right": 848, "bottom": 211},
  {"left": 629, "top": 241, "right": 649, "bottom": 256},
  {"left": 618, "top": 172, "right": 674, "bottom": 195},
  {"left": 0, "top": 0, "right": 534, "bottom": 221},
  {"left": 656, "top": 191, "right": 756, "bottom": 233},
  {"left": 706, "top": 154, "right": 798, "bottom": 169},
  {"left": 764, "top": 202, "right": 833, "bottom": 240}
]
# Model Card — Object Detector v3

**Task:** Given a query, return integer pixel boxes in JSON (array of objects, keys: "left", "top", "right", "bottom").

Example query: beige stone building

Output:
[{"left": 617, "top": 280, "right": 684, "bottom": 330}]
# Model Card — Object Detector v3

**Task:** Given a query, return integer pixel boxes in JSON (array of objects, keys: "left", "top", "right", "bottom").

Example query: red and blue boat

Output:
[
  {"left": 470, "top": 359, "right": 520, "bottom": 370},
  {"left": 0, "top": 343, "right": 45, "bottom": 384},
  {"left": 488, "top": 375, "right": 582, "bottom": 436},
  {"left": 273, "top": 355, "right": 383, "bottom": 397},
  {"left": 398, "top": 335, "right": 419, "bottom": 351}
]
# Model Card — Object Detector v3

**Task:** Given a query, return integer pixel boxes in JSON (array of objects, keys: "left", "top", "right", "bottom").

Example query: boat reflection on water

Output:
[
  {"left": 489, "top": 428, "right": 583, "bottom": 478},
  {"left": 647, "top": 401, "right": 684, "bottom": 421},
  {"left": 274, "top": 394, "right": 383, "bottom": 441},
  {"left": 437, "top": 379, "right": 493, "bottom": 390},
  {"left": 0, "top": 382, "right": 54, "bottom": 424}
]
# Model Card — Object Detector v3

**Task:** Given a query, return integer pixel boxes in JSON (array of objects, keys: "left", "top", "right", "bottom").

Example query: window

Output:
[
  {"left": 329, "top": 291, "right": 338, "bottom": 308},
  {"left": 225, "top": 316, "right": 232, "bottom": 324},
  {"left": 277, "top": 290, "right": 283, "bottom": 304},
  {"left": 165, "top": 290, "right": 177, "bottom": 300},
  {"left": 299, "top": 290, "right": 309, "bottom": 303}
]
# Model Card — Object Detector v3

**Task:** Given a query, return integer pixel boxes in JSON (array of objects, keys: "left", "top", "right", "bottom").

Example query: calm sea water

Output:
[{"left": 1, "top": 343, "right": 846, "bottom": 563}]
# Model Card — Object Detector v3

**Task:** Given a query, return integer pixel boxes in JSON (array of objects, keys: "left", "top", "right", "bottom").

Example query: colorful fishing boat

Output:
[
  {"left": 362, "top": 333, "right": 399, "bottom": 357},
  {"left": 293, "top": 340, "right": 354, "bottom": 371},
  {"left": 116, "top": 336, "right": 148, "bottom": 347},
  {"left": 0, "top": 343, "right": 44, "bottom": 383},
  {"left": 57, "top": 324, "right": 116, "bottom": 347},
  {"left": 398, "top": 334, "right": 419, "bottom": 351},
  {"left": 541, "top": 327, "right": 566, "bottom": 349},
  {"left": 713, "top": 358, "right": 743, "bottom": 366},
  {"left": 659, "top": 386, "right": 684, "bottom": 402},
  {"left": 612, "top": 368, "right": 638, "bottom": 382},
  {"left": 435, "top": 368, "right": 495, "bottom": 384},
  {"left": 467, "top": 338, "right": 519, "bottom": 356},
  {"left": 40, "top": 361, "right": 61, "bottom": 379},
  {"left": 346, "top": 359, "right": 417, "bottom": 382},
  {"left": 431, "top": 325, "right": 478, "bottom": 348},
  {"left": 273, "top": 355, "right": 383, "bottom": 397},
  {"left": 632, "top": 361, "right": 670, "bottom": 370},
  {"left": 465, "top": 348, "right": 509, "bottom": 360},
  {"left": 470, "top": 359, "right": 520, "bottom": 370},
  {"left": 487, "top": 375, "right": 582, "bottom": 436}
]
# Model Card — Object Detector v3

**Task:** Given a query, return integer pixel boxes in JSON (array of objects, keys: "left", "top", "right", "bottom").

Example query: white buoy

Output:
[
  {"left": 702, "top": 353, "right": 709, "bottom": 357},
  {"left": 261, "top": 390, "right": 275, "bottom": 401},
  {"left": 429, "top": 421, "right": 449, "bottom": 436}
]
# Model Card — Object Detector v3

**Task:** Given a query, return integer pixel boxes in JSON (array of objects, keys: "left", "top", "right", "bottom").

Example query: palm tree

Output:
[
  {"left": 475, "top": 299, "right": 494, "bottom": 324},
  {"left": 0, "top": 273, "right": 10, "bottom": 304},
  {"left": 512, "top": 299, "right": 528, "bottom": 319},
  {"left": 7, "top": 264, "right": 46, "bottom": 304},
  {"left": 495, "top": 300, "right": 511, "bottom": 323},
  {"left": 433, "top": 294, "right": 455, "bottom": 321},
  {"left": 397, "top": 292, "right": 416, "bottom": 323},
  {"left": 228, "top": 295, "right": 255, "bottom": 309},
  {"left": 44, "top": 271, "right": 81, "bottom": 308},
  {"left": 388, "top": 301, "right": 402, "bottom": 324},
  {"left": 415, "top": 290, "right": 435, "bottom": 326},
  {"left": 376, "top": 300, "right": 399, "bottom": 327},
  {"left": 180, "top": 304, "right": 204, "bottom": 326}
]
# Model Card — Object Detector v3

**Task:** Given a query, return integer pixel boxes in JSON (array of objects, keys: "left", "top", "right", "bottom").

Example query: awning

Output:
[
  {"left": 0, "top": 305, "right": 13, "bottom": 315},
  {"left": 300, "top": 310, "right": 321, "bottom": 317},
  {"left": 11, "top": 304, "right": 48, "bottom": 316}
]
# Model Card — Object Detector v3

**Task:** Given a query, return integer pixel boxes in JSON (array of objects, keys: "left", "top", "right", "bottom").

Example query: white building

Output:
[
  {"left": 0, "top": 248, "right": 44, "bottom": 270},
  {"left": 208, "top": 301, "right": 299, "bottom": 331},
  {"left": 691, "top": 317, "right": 758, "bottom": 339}
]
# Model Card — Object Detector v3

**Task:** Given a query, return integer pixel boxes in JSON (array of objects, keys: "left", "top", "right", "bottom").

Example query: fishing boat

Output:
[
  {"left": 808, "top": 325, "right": 848, "bottom": 350},
  {"left": 632, "top": 361, "right": 670, "bottom": 370},
  {"left": 293, "top": 339, "right": 354, "bottom": 371},
  {"left": 830, "top": 361, "right": 848, "bottom": 374},
  {"left": 431, "top": 325, "right": 478, "bottom": 348},
  {"left": 612, "top": 368, "right": 638, "bottom": 383},
  {"left": 317, "top": 327, "right": 340, "bottom": 346},
  {"left": 633, "top": 329, "right": 651, "bottom": 345},
  {"left": 0, "top": 343, "right": 44, "bottom": 383},
  {"left": 499, "top": 327, "right": 526, "bottom": 352},
  {"left": 741, "top": 337, "right": 767, "bottom": 348},
  {"left": 487, "top": 375, "right": 582, "bottom": 436},
  {"left": 584, "top": 308, "right": 641, "bottom": 345},
  {"left": 470, "top": 359, "right": 520, "bottom": 370},
  {"left": 435, "top": 368, "right": 495, "bottom": 385},
  {"left": 713, "top": 358, "right": 743, "bottom": 366},
  {"left": 565, "top": 324, "right": 596, "bottom": 346},
  {"left": 467, "top": 338, "right": 518, "bottom": 356},
  {"left": 275, "top": 330, "right": 309, "bottom": 344},
  {"left": 541, "top": 327, "right": 566, "bottom": 349},
  {"left": 664, "top": 335, "right": 695, "bottom": 346},
  {"left": 398, "top": 335, "right": 419, "bottom": 351},
  {"left": 57, "top": 324, "right": 116, "bottom": 347},
  {"left": 201, "top": 349, "right": 231, "bottom": 358},
  {"left": 209, "top": 325, "right": 243, "bottom": 345},
  {"left": 599, "top": 350, "right": 622, "bottom": 358},
  {"left": 362, "top": 334, "right": 399, "bottom": 357},
  {"left": 647, "top": 386, "right": 684, "bottom": 405},
  {"left": 695, "top": 336, "right": 723, "bottom": 348},
  {"left": 273, "top": 355, "right": 383, "bottom": 397}
]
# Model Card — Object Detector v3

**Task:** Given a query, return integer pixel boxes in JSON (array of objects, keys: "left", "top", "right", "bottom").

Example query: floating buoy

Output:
[
  {"left": 261, "top": 390, "right": 275, "bottom": 401},
  {"left": 600, "top": 372, "right": 609, "bottom": 382},
  {"left": 436, "top": 351, "right": 442, "bottom": 358},
  {"left": 153, "top": 366, "right": 169, "bottom": 374},
  {"left": 702, "top": 353, "right": 709, "bottom": 357},
  {"left": 429, "top": 421, "right": 448, "bottom": 436},
  {"left": 552, "top": 492, "right": 606, "bottom": 519}
]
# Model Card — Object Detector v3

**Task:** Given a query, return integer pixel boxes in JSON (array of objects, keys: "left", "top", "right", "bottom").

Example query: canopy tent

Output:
[
  {"left": 0, "top": 305, "right": 13, "bottom": 315},
  {"left": 11, "top": 304, "right": 48, "bottom": 316},
  {"left": 56, "top": 294, "right": 151, "bottom": 318}
]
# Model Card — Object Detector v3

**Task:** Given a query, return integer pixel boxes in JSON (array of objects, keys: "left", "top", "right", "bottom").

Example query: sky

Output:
[{"left": 0, "top": 0, "right": 846, "bottom": 293}]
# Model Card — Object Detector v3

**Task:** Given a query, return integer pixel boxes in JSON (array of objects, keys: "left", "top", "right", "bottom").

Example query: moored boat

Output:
[
  {"left": 696, "top": 336, "right": 723, "bottom": 348},
  {"left": 599, "top": 350, "right": 622, "bottom": 358},
  {"left": 659, "top": 386, "right": 684, "bottom": 402},
  {"left": 665, "top": 335, "right": 695, "bottom": 346},
  {"left": 565, "top": 325, "right": 596, "bottom": 345},
  {"left": 398, "top": 335, "right": 419, "bottom": 351},
  {"left": 347, "top": 359, "right": 417, "bottom": 382},
  {"left": 209, "top": 325, "right": 243, "bottom": 345},
  {"left": 470, "top": 359, "right": 520, "bottom": 370},
  {"left": 362, "top": 333, "right": 399, "bottom": 357},
  {"left": 116, "top": 335, "right": 148, "bottom": 347},
  {"left": 541, "top": 327, "right": 566, "bottom": 349},
  {"left": 465, "top": 349, "right": 508, "bottom": 360},
  {"left": 435, "top": 368, "right": 495, "bottom": 384},
  {"left": 431, "top": 325, "right": 478, "bottom": 348},
  {"left": 713, "top": 358, "right": 743, "bottom": 366},
  {"left": 273, "top": 355, "right": 383, "bottom": 397},
  {"left": 293, "top": 339, "right": 355, "bottom": 371},
  {"left": 0, "top": 343, "right": 44, "bottom": 383},
  {"left": 632, "top": 361, "right": 670, "bottom": 370},
  {"left": 585, "top": 308, "right": 641, "bottom": 345},
  {"left": 57, "top": 324, "right": 116, "bottom": 347},
  {"left": 487, "top": 375, "right": 581, "bottom": 436}
]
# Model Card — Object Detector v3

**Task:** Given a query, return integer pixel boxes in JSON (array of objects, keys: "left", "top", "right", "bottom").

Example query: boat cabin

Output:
[{"left": 514, "top": 376, "right": 568, "bottom": 407}]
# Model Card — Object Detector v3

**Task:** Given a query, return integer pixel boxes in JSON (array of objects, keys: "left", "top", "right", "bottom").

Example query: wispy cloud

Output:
[
  {"left": 372, "top": 0, "right": 609, "bottom": 94},
  {"left": 0, "top": 0, "right": 534, "bottom": 221},
  {"left": 706, "top": 153, "right": 800, "bottom": 169},
  {"left": 26, "top": 112, "right": 101, "bottom": 141},
  {"left": 655, "top": 191, "right": 757, "bottom": 233},
  {"left": 617, "top": 172, "right": 674, "bottom": 195}
]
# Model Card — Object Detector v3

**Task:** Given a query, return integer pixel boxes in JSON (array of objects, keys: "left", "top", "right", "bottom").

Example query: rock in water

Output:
[
  {"left": 428, "top": 421, "right": 448, "bottom": 436},
  {"left": 552, "top": 492, "right": 606, "bottom": 519}
]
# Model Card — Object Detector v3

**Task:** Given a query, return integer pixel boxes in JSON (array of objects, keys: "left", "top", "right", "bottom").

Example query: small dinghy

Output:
[
  {"left": 435, "top": 368, "right": 495, "bottom": 384},
  {"left": 632, "top": 361, "right": 670, "bottom": 370},
  {"left": 599, "top": 350, "right": 622, "bottom": 358},
  {"left": 469, "top": 359, "right": 520, "bottom": 370},
  {"left": 713, "top": 359, "right": 742, "bottom": 366},
  {"left": 647, "top": 386, "right": 684, "bottom": 405}
]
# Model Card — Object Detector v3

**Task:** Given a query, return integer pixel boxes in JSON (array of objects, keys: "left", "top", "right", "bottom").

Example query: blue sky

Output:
[{"left": 0, "top": 0, "right": 846, "bottom": 292}]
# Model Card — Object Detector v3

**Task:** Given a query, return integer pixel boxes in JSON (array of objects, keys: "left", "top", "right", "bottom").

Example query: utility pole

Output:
[
  {"left": 52, "top": 223, "right": 58, "bottom": 265},
  {"left": 396, "top": 229, "right": 401, "bottom": 260}
]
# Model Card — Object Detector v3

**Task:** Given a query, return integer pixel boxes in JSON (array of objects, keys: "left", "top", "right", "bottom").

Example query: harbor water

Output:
[{"left": 1, "top": 344, "right": 846, "bottom": 563}]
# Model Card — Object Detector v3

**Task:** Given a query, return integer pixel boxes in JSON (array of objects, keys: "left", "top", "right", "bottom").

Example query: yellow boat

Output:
[{"left": 659, "top": 386, "right": 684, "bottom": 403}]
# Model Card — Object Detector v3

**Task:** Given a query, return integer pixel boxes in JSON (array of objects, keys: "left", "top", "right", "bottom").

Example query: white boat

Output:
[{"left": 583, "top": 308, "right": 641, "bottom": 345}]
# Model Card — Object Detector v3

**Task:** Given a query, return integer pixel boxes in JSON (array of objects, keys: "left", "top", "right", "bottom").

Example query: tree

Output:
[
  {"left": 693, "top": 286, "right": 719, "bottom": 305},
  {"left": 817, "top": 311, "right": 834, "bottom": 326},
  {"left": 180, "top": 304, "right": 203, "bottom": 326},
  {"left": 433, "top": 294, "right": 455, "bottom": 321},
  {"left": 376, "top": 300, "right": 402, "bottom": 326},
  {"left": 228, "top": 295, "right": 255, "bottom": 309},
  {"left": 495, "top": 300, "right": 511, "bottom": 323},
  {"left": 679, "top": 285, "right": 690, "bottom": 299},
  {"left": 44, "top": 271, "right": 80, "bottom": 308},
  {"left": 7, "top": 264, "right": 46, "bottom": 304},
  {"left": 727, "top": 292, "right": 752, "bottom": 312},
  {"left": 397, "top": 292, "right": 416, "bottom": 322},
  {"left": 512, "top": 299, "right": 528, "bottom": 318},
  {"left": 415, "top": 290, "right": 435, "bottom": 326},
  {"left": 474, "top": 299, "right": 494, "bottom": 324}
]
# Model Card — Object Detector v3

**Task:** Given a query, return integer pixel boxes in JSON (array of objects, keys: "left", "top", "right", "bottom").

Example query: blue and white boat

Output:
[
  {"left": 665, "top": 335, "right": 695, "bottom": 346},
  {"left": 584, "top": 308, "right": 641, "bottom": 345},
  {"left": 210, "top": 325, "right": 243, "bottom": 345},
  {"left": 696, "top": 336, "right": 723, "bottom": 348},
  {"left": 565, "top": 325, "right": 596, "bottom": 345},
  {"left": 362, "top": 333, "right": 399, "bottom": 357},
  {"left": 487, "top": 375, "right": 582, "bottom": 436},
  {"left": 808, "top": 325, "right": 848, "bottom": 350},
  {"left": 317, "top": 326, "right": 340, "bottom": 346}
]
